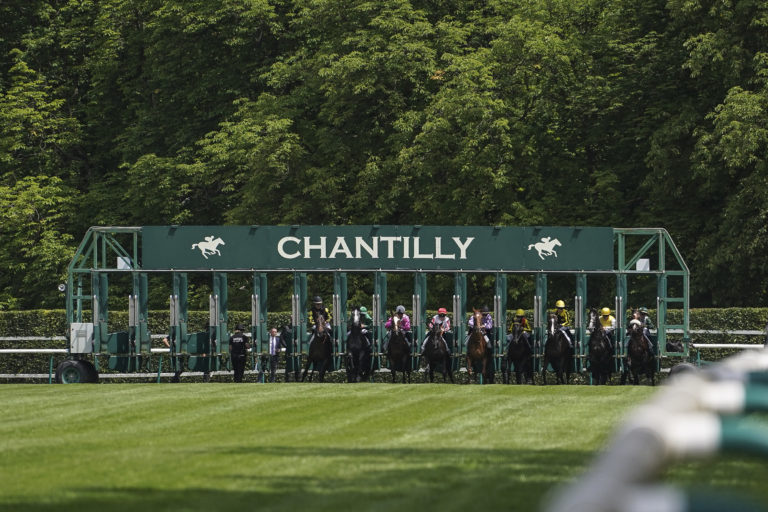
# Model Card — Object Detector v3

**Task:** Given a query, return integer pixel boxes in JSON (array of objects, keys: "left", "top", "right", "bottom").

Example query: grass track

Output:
[{"left": 1, "top": 384, "right": 767, "bottom": 511}]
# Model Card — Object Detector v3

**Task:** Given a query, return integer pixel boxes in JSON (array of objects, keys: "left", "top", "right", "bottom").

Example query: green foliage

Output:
[{"left": 3, "top": 0, "right": 768, "bottom": 308}]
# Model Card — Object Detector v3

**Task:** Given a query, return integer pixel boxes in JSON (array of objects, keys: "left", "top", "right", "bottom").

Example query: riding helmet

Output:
[
  {"left": 481, "top": 305, "right": 490, "bottom": 313},
  {"left": 360, "top": 306, "right": 367, "bottom": 313},
  {"left": 515, "top": 308, "right": 525, "bottom": 317},
  {"left": 601, "top": 307, "right": 611, "bottom": 316},
  {"left": 638, "top": 307, "right": 649, "bottom": 313},
  {"left": 235, "top": 323, "right": 245, "bottom": 331},
  {"left": 396, "top": 305, "right": 405, "bottom": 314},
  {"left": 437, "top": 307, "right": 447, "bottom": 314},
  {"left": 313, "top": 295, "right": 322, "bottom": 304},
  {"left": 555, "top": 300, "right": 565, "bottom": 308}
]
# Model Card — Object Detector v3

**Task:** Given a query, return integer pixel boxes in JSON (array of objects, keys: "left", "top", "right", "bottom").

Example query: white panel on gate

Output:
[{"left": 70, "top": 322, "right": 94, "bottom": 354}]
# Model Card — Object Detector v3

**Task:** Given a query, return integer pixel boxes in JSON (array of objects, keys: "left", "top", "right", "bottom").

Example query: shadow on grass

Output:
[
  {"left": 0, "top": 447, "right": 588, "bottom": 512},
  {"left": 5, "top": 446, "right": 766, "bottom": 512}
]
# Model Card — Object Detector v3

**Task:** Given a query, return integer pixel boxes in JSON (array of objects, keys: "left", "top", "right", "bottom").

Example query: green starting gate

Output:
[{"left": 60, "top": 226, "right": 690, "bottom": 382}]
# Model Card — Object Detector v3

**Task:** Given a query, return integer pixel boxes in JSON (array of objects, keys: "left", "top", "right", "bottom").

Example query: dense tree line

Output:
[{"left": 1, "top": 0, "right": 767, "bottom": 310}]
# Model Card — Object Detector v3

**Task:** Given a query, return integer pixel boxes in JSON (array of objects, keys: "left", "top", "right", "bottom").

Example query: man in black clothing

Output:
[{"left": 228, "top": 324, "right": 249, "bottom": 382}]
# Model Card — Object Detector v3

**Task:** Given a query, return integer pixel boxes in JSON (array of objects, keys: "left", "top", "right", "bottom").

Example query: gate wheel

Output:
[{"left": 55, "top": 360, "right": 95, "bottom": 384}]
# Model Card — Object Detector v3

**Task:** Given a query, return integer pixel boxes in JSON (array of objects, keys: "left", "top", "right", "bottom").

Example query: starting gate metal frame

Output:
[{"left": 62, "top": 226, "right": 690, "bottom": 380}]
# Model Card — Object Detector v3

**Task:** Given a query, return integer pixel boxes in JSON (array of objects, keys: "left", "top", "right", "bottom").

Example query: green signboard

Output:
[{"left": 141, "top": 226, "right": 614, "bottom": 271}]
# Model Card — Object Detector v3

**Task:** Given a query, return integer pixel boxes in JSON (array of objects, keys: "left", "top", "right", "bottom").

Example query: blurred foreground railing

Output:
[{"left": 542, "top": 347, "right": 768, "bottom": 512}]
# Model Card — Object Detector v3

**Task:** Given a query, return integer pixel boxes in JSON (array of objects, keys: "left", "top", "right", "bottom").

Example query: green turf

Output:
[{"left": 0, "top": 384, "right": 766, "bottom": 512}]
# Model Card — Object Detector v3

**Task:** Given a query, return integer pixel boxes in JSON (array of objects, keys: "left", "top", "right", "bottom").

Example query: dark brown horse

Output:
[
  {"left": 346, "top": 306, "right": 372, "bottom": 382},
  {"left": 542, "top": 313, "right": 573, "bottom": 385},
  {"left": 386, "top": 313, "right": 411, "bottom": 383},
  {"left": 621, "top": 320, "right": 656, "bottom": 385},
  {"left": 586, "top": 308, "right": 613, "bottom": 385},
  {"left": 502, "top": 322, "right": 533, "bottom": 384},
  {"left": 422, "top": 320, "right": 453, "bottom": 383},
  {"left": 466, "top": 309, "right": 491, "bottom": 384},
  {"left": 301, "top": 314, "right": 333, "bottom": 382}
]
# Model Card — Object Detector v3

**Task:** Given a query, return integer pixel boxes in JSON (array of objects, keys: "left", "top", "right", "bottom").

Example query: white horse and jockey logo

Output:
[
  {"left": 191, "top": 236, "right": 225, "bottom": 259},
  {"left": 528, "top": 236, "right": 561, "bottom": 260}
]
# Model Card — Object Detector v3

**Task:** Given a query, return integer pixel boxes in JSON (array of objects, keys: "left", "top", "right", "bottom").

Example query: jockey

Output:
[
  {"left": 512, "top": 308, "right": 533, "bottom": 350},
  {"left": 467, "top": 305, "right": 494, "bottom": 350},
  {"left": 637, "top": 307, "right": 655, "bottom": 355},
  {"left": 421, "top": 307, "right": 451, "bottom": 354},
  {"left": 599, "top": 307, "right": 616, "bottom": 350},
  {"left": 383, "top": 305, "right": 412, "bottom": 353},
  {"left": 307, "top": 296, "right": 332, "bottom": 347},
  {"left": 554, "top": 300, "right": 573, "bottom": 349}
]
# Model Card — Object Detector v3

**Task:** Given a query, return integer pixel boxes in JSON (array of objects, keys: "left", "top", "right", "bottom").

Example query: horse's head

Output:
[
  {"left": 392, "top": 312, "right": 400, "bottom": 332},
  {"left": 350, "top": 307, "right": 361, "bottom": 329},
  {"left": 472, "top": 309, "right": 483, "bottom": 332},
  {"left": 628, "top": 319, "right": 643, "bottom": 337},
  {"left": 587, "top": 308, "right": 599, "bottom": 332},
  {"left": 547, "top": 313, "right": 559, "bottom": 336},
  {"left": 510, "top": 322, "right": 523, "bottom": 341},
  {"left": 316, "top": 314, "right": 326, "bottom": 334},
  {"left": 214, "top": 237, "right": 225, "bottom": 246}
]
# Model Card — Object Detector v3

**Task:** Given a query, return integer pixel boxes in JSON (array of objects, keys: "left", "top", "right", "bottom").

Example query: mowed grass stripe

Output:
[{"left": 1, "top": 384, "right": 764, "bottom": 511}]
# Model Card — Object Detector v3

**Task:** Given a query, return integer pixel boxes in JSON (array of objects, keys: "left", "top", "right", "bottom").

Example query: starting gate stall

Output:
[{"left": 59, "top": 225, "right": 690, "bottom": 383}]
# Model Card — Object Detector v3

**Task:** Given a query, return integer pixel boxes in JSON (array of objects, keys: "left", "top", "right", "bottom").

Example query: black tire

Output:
[{"left": 55, "top": 360, "right": 92, "bottom": 384}]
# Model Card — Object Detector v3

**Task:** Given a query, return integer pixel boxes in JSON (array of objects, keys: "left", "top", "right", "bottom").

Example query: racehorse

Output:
[
  {"left": 345, "top": 306, "right": 372, "bottom": 383},
  {"left": 386, "top": 313, "right": 411, "bottom": 383},
  {"left": 466, "top": 309, "right": 492, "bottom": 384},
  {"left": 621, "top": 320, "right": 656, "bottom": 385},
  {"left": 421, "top": 320, "right": 454, "bottom": 383},
  {"left": 542, "top": 313, "right": 573, "bottom": 385},
  {"left": 301, "top": 314, "right": 333, "bottom": 382},
  {"left": 191, "top": 236, "right": 224, "bottom": 259},
  {"left": 502, "top": 322, "right": 533, "bottom": 384},
  {"left": 586, "top": 308, "right": 613, "bottom": 385}
]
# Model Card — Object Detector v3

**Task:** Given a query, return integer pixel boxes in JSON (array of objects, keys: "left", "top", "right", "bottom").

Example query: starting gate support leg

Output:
[
  {"left": 575, "top": 273, "right": 587, "bottom": 374},
  {"left": 92, "top": 272, "right": 109, "bottom": 353},
  {"left": 534, "top": 273, "right": 548, "bottom": 373},
  {"left": 132, "top": 272, "right": 149, "bottom": 371},
  {"left": 333, "top": 271, "right": 347, "bottom": 370},
  {"left": 495, "top": 273, "right": 507, "bottom": 373},
  {"left": 292, "top": 272, "right": 307, "bottom": 379},
  {"left": 252, "top": 272, "right": 268, "bottom": 375},
  {"left": 454, "top": 273, "right": 467, "bottom": 372},
  {"left": 252, "top": 272, "right": 268, "bottom": 356},
  {"left": 373, "top": 271, "right": 386, "bottom": 366},
  {"left": 413, "top": 272, "right": 427, "bottom": 370},
  {"left": 213, "top": 272, "right": 228, "bottom": 371},
  {"left": 615, "top": 272, "right": 628, "bottom": 372},
  {"left": 172, "top": 272, "right": 189, "bottom": 373}
]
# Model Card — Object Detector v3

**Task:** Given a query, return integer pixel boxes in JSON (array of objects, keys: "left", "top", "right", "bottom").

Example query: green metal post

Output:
[
  {"left": 494, "top": 273, "right": 507, "bottom": 372},
  {"left": 454, "top": 272, "right": 467, "bottom": 370},
  {"left": 212, "top": 272, "right": 228, "bottom": 371},
  {"left": 373, "top": 271, "right": 387, "bottom": 364},
  {"left": 252, "top": 272, "right": 268, "bottom": 367},
  {"left": 575, "top": 273, "right": 587, "bottom": 373},
  {"left": 615, "top": 273, "right": 628, "bottom": 366},
  {"left": 290, "top": 272, "right": 307, "bottom": 379},
  {"left": 413, "top": 272, "right": 427, "bottom": 368},
  {"left": 91, "top": 272, "right": 108, "bottom": 352},
  {"left": 534, "top": 273, "right": 548, "bottom": 371},
  {"left": 333, "top": 271, "right": 347, "bottom": 369}
]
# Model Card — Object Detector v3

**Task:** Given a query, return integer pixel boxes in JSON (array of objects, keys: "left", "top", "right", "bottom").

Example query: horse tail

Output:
[
  {"left": 527, "top": 244, "right": 535, "bottom": 250},
  {"left": 191, "top": 243, "right": 198, "bottom": 249}
]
